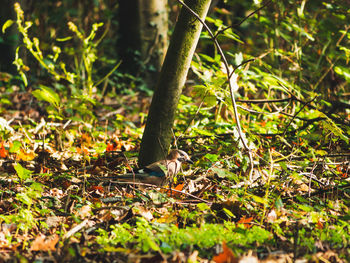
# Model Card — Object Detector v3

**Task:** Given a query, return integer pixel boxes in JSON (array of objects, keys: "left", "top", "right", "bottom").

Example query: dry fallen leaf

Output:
[
  {"left": 30, "top": 234, "right": 59, "bottom": 251},
  {"left": 165, "top": 183, "right": 184, "bottom": 198},
  {"left": 77, "top": 205, "right": 92, "bottom": 219},
  {"left": 239, "top": 255, "right": 258, "bottom": 263}
]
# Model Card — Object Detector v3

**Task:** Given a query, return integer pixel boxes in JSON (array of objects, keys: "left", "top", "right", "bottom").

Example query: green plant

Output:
[
  {"left": 13, "top": 163, "right": 33, "bottom": 184},
  {"left": 2, "top": 2, "right": 121, "bottom": 121}
]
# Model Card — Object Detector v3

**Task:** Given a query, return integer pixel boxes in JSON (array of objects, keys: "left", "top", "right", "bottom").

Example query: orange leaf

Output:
[
  {"left": 76, "top": 147, "right": 88, "bottom": 155},
  {"left": 171, "top": 183, "right": 185, "bottom": 197},
  {"left": 106, "top": 143, "right": 115, "bottom": 152},
  {"left": 164, "top": 183, "right": 185, "bottom": 197},
  {"left": 316, "top": 221, "right": 324, "bottom": 229},
  {"left": 237, "top": 216, "right": 253, "bottom": 228},
  {"left": 106, "top": 139, "right": 123, "bottom": 152},
  {"left": 237, "top": 216, "right": 253, "bottom": 224},
  {"left": 89, "top": 185, "right": 104, "bottom": 192},
  {"left": 41, "top": 166, "right": 49, "bottom": 173},
  {"left": 16, "top": 149, "right": 35, "bottom": 161},
  {"left": 174, "top": 183, "right": 184, "bottom": 191},
  {"left": 213, "top": 242, "right": 237, "bottom": 263},
  {"left": 89, "top": 185, "right": 104, "bottom": 194},
  {"left": 336, "top": 165, "right": 342, "bottom": 173},
  {"left": 81, "top": 133, "right": 91, "bottom": 145},
  {"left": 0, "top": 143, "right": 8, "bottom": 158},
  {"left": 125, "top": 192, "right": 134, "bottom": 198}
]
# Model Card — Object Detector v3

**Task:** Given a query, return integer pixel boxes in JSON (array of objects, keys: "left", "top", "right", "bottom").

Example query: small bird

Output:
[{"left": 117, "top": 149, "right": 193, "bottom": 186}]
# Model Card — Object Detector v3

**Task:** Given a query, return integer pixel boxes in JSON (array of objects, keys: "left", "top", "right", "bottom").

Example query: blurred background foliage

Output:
[{"left": 0, "top": 0, "right": 349, "bottom": 142}]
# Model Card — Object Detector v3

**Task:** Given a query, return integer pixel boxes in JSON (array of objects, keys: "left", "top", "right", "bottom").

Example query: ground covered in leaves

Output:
[{"left": 0, "top": 87, "right": 349, "bottom": 263}]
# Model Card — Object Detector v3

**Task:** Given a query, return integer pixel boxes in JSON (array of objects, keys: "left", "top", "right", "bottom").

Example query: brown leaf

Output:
[
  {"left": 77, "top": 205, "right": 92, "bottom": 219},
  {"left": 30, "top": 234, "right": 59, "bottom": 251}
]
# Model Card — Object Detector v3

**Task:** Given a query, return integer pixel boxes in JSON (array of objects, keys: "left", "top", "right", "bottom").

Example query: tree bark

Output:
[
  {"left": 138, "top": 0, "right": 211, "bottom": 166},
  {"left": 139, "top": 0, "right": 168, "bottom": 89},
  {"left": 117, "top": 0, "right": 168, "bottom": 87}
]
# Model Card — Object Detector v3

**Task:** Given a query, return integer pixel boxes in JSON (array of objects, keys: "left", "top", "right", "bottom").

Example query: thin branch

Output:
[
  {"left": 177, "top": 0, "right": 263, "bottom": 181},
  {"left": 282, "top": 95, "right": 318, "bottom": 136},
  {"left": 277, "top": 81, "right": 350, "bottom": 126},
  {"left": 231, "top": 59, "right": 255, "bottom": 77},
  {"left": 236, "top": 97, "right": 292, "bottom": 103}
]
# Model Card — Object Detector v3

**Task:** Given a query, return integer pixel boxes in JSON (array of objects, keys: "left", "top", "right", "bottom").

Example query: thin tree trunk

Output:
[{"left": 138, "top": 0, "right": 211, "bottom": 166}]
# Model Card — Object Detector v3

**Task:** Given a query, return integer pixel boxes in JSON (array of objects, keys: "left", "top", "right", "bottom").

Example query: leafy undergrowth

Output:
[{"left": 0, "top": 87, "right": 349, "bottom": 263}]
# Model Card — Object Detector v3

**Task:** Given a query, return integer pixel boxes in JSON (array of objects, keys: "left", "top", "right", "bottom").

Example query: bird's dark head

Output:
[{"left": 168, "top": 149, "right": 193, "bottom": 164}]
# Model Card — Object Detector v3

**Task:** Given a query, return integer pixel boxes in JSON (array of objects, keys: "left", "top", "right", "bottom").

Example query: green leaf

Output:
[
  {"left": 2, "top": 20, "right": 14, "bottom": 33},
  {"left": 192, "top": 128, "right": 215, "bottom": 137},
  {"left": 14, "top": 163, "right": 33, "bottom": 182},
  {"left": 335, "top": 66, "right": 350, "bottom": 82},
  {"left": 205, "top": 153, "right": 218, "bottom": 162},
  {"left": 251, "top": 194, "right": 267, "bottom": 204},
  {"left": 56, "top": 36, "right": 73, "bottom": 42},
  {"left": 19, "top": 71, "right": 28, "bottom": 87},
  {"left": 223, "top": 208, "right": 235, "bottom": 218},
  {"left": 322, "top": 117, "right": 349, "bottom": 144},
  {"left": 9, "top": 140, "right": 21, "bottom": 153},
  {"left": 16, "top": 192, "right": 32, "bottom": 206},
  {"left": 197, "top": 203, "right": 210, "bottom": 211},
  {"left": 275, "top": 197, "right": 284, "bottom": 210},
  {"left": 32, "top": 85, "right": 60, "bottom": 108},
  {"left": 210, "top": 167, "right": 236, "bottom": 180}
]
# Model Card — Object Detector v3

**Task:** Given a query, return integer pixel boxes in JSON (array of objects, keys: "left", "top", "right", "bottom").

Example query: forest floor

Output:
[{"left": 0, "top": 88, "right": 349, "bottom": 262}]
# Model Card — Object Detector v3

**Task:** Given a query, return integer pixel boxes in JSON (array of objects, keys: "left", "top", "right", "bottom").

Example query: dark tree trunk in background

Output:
[
  {"left": 0, "top": 0, "right": 18, "bottom": 73},
  {"left": 117, "top": 0, "right": 168, "bottom": 89},
  {"left": 117, "top": 0, "right": 141, "bottom": 74},
  {"left": 139, "top": 0, "right": 168, "bottom": 89},
  {"left": 138, "top": 0, "right": 211, "bottom": 166}
]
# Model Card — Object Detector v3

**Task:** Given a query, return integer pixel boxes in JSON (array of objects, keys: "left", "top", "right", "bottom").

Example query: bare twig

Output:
[
  {"left": 63, "top": 219, "right": 90, "bottom": 239},
  {"left": 282, "top": 95, "right": 318, "bottom": 136}
]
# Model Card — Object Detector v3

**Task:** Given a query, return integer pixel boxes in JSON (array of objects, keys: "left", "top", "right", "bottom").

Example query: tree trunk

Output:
[
  {"left": 117, "top": 0, "right": 141, "bottom": 74},
  {"left": 117, "top": 0, "right": 168, "bottom": 87},
  {"left": 138, "top": 0, "right": 211, "bottom": 166},
  {"left": 0, "top": 0, "right": 18, "bottom": 73},
  {"left": 139, "top": 0, "right": 168, "bottom": 89}
]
